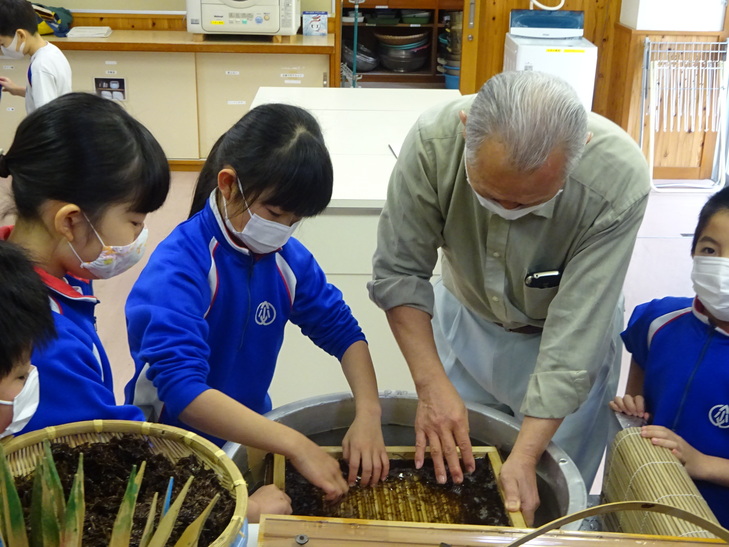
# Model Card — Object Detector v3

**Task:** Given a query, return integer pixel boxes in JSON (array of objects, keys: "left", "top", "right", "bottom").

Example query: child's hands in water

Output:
[
  {"left": 342, "top": 414, "right": 390, "bottom": 486},
  {"left": 289, "top": 439, "right": 349, "bottom": 501}
]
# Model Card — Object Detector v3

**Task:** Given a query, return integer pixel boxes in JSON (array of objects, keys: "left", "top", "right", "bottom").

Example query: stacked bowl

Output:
[{"left": 374, "top": 31, "right": 430, "bottom": 73}]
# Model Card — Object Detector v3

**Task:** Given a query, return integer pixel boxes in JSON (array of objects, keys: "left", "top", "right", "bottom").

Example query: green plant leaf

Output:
[
  {"left": 0, "top": 442, "right": 28, "bottom": 547},
  {"left": 60, "top": 454, "right": 84, "bottom": 547},
  {"left": 146, "top": 476, "right": 193, "bottom": 547},
  {"left": 41, "top": 441, "right": 65, "bottom": 524},
  {"left": 172, "top": 493, "right": 219, "bottom": 547},
  {"left": 109, "top": 460, "right": 146, "bottom": 547},
  {"left": 138, "top": 491, "right": 158, "bottom": 547}
]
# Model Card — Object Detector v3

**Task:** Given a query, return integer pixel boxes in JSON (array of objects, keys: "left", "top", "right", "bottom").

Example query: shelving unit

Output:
[{"left": 340, "top": 0, "right": 462, "bottom": 87}]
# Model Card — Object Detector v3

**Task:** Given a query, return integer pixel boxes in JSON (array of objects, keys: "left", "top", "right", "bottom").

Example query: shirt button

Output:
[
  {"left": 491, "top": 296, "right": 499, "bottom": 302},
  {"left": 492, "top": 251, "right": 500, "bottom": 258}
]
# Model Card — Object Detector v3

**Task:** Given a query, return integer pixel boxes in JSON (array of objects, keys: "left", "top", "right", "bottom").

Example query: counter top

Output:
[
  {"left": 251, "top": 87, "right": 462, "bottom": 208},
  {"left": 47, "top": 30, "right": 334, "bottom": 54}
]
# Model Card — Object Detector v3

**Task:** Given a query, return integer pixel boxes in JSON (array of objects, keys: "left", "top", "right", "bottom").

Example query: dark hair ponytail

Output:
[
  {"left": 189, "top": 103, "right": 333, "bottom": 219},
  {"left": 4, "top": 93, "right": 170, "bottom": 222}
]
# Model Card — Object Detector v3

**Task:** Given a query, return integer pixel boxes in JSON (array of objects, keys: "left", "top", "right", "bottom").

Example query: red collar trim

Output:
[
  {"left": 34, "top": 267, "right": 97, "bottom": 301},
  {"left": 693, "top": 297, "right": 729, "bottom": 337}
]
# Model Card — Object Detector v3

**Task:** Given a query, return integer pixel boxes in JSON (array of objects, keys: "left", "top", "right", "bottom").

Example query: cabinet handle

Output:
[
  {"left": 323, "top": 71, "right": 328, "bottom": 87},
  {"left": 468, "top": 0, "right": 475, "bottom": 28}
]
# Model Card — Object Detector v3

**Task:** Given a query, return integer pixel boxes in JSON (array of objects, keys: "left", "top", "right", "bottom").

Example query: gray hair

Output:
[{"left": 465, "top": 71, "right": 588, "bottom": 175}]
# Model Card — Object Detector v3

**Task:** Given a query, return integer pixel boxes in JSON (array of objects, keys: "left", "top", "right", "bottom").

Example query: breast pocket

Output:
[{"left": 522, "top": 286, "right": 559, "bottom": 320}]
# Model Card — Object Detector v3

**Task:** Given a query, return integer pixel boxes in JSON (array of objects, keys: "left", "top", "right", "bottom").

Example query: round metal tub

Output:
[{"left": 223, "top": 391, "right": 587, "bottom": 529}]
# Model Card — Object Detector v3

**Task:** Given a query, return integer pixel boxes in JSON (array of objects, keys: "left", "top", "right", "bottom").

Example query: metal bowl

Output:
[{"left": 223, "top": 391, "right": 587, "bottom": 529}]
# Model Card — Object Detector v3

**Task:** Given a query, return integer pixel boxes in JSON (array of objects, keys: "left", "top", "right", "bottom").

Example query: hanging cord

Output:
[{"left": 530, "top": 0, "right": 566, "bottom": 10}]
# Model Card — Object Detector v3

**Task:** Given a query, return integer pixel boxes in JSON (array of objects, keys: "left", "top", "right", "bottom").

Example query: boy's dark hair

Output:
[
  {"left": 0, "top": 0, "right": 39, "bottom": 37},
  {"left": 0, "top": 93, "right": 170, "bottom": 223},
  {"left": 0, "top": 241, "right": 55, "bottom": 377},
  {"left": 692, "top": 186, "right": 729, "bottom": 254},
  {"left": 189, "top": 103, "right": 333, "bottom": 219}
]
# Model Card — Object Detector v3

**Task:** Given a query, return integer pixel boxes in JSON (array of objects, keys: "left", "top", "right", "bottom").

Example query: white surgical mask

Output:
[
  {"left": 223, "top": 180, "right": 299, "bottom": 254},
  {"left": 465, "top": 162, "right": 562, "bottom": 221},
  {"left": 692, "top": 256, "right": 729, "bottom": 321},
  {"left": 1, "top": 33, "right": 27, "bottom": 59},
  {"left": 68, "top": 215, "right": 148, "bottom": 279},
  {"left": 0, "top": 366, "right": 39, "bottom": 437}
]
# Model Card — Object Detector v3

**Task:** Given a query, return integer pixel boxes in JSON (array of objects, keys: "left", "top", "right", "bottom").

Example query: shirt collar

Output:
[
  {"left": 0, "top": 225, "right": 97, "bottom": 302},
  {"left": 692, "top": 297, "right": 729, "bottom": 337}
]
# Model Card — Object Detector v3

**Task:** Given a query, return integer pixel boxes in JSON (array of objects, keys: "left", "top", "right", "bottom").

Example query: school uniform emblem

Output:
[
  {"left": 255, "top": 301, "right": 276, "bottom": 326},
  {"left": 709, "top": 404, "right": 729, "bottom": 428}
]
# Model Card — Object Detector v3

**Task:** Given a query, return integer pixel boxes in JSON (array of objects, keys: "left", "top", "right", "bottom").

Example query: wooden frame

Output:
[{"left": 272, "top": 445, "right": 527, "bottom": 529}]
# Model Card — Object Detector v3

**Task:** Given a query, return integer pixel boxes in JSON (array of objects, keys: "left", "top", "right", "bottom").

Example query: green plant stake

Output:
[
  {"left": 173, "top": 493, "right": 220, "bottom": 547},
  {"left": 0, "top": 443, "right": 29, "bottom": 547},
  {"left": 60, "top": 454, "right": 84, "bottom": 547},
  {"left": 138, "top": 491, "right": 159, "bottom": 547},
  {"left": 109, "top": 461, "right": 146, "bottom": 547}
]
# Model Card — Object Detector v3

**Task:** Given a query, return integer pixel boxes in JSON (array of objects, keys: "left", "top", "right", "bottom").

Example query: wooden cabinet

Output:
[
  {"left": 605, "top": 23, "right": 728, "bottom": 180},
  {"left": 195, "top": 53, "right": 329, "bottom": 157},
  {"left": 340, "top": 0, "right": 462, "bottom": 86},
  {"left": 0, "top": 58, "right": 29, "bottom": 151},
  {"left": 64, "top": 50, "right": 200, "bottom": 160}
]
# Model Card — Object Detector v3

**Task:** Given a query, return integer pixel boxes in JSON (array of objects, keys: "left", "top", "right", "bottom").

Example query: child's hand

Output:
[
  {"left": 609, "top": 394, "right": 650, "bottom": 421},
  {"left": 247, "top": 484, "right": 292, "bottom": 523},
  {"left": 342, "top": 415, "right": 390, "bottom": 486},
  {"left": 288, "top": 440, "right": 349, "bottom": 501},
  {"left": 0, "top": 77, "right": 23, "bottom": 96},
  {"left": 641, "top": 425, "right": 705, "bottom": 477}
]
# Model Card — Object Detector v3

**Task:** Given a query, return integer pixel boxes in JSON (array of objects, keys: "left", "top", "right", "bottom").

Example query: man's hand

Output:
[
  {"left": 414, "top": 381, "right": 476, "bottom": 484},
  {"left": 500, "top": 450, "right": 540, "bottom": 526}
]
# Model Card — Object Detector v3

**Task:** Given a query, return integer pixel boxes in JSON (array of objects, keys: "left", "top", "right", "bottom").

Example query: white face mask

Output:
[
  {"left": 68, "top": 215, "right": 148, "bottom": 279},
  {"left": 0, "top": 366, "right": 39, "bottom": 437},
  {"left": 692, "top": 256, "right": 729, "bottom": 321},
  {"left": 223, "top": 180, "right": 299, "bottom": 254},
  {"left": 1, "top": 33, "right": 27, "bottom": 59},
  {"left": 465, "top": 161, "right": 562, "bottom": 221}
]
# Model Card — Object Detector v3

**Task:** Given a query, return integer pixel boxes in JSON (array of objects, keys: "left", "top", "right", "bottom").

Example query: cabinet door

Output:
[
  {"left": 195, "top": 53, "right": 329, "bottom": 158},
  {"left": 0, "top": 58, "right": 28, "bottom": 150},
  {"left": 63, "top": 51, "right": 199, "bottom": 160}
]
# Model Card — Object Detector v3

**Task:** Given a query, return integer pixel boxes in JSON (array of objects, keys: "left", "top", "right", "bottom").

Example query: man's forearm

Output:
[{"left": 385, "top": 305, "right": 447, "bottom": 393}]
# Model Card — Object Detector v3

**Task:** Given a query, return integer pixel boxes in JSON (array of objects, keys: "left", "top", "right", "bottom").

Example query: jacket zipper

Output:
[{"left": 671, "top": 326, "right": 715, "bottom": 431}]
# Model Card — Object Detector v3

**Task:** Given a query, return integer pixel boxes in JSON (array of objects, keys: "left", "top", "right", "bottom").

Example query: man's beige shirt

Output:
[{"left": 369, "top": 95, "right": 651, "bottom": 418}]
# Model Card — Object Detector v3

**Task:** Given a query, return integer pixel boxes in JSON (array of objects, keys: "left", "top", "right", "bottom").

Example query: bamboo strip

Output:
[{"left": 602, "top": 428, "right": 719, "bottom": 538}]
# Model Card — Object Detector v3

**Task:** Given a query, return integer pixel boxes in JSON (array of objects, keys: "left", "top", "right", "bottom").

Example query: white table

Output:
[{"left": 251, "top": 87, "right": 462, "bottom": 208}]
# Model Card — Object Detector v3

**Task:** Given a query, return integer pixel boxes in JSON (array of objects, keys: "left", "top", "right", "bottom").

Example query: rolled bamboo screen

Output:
[{"left": 602, "top": 427, "right": 720, "bottom": 539}]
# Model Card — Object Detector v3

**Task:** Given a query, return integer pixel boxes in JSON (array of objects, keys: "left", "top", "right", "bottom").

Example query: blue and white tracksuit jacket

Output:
[
  {"left": 0, "top": 226, "right": 144, "bottom": 438},
  {"left": 622, "top": 296, "right": 729, "bottom": 526},
  {"left": 124, "top": 193, "right": 366, "bottom": 446}
]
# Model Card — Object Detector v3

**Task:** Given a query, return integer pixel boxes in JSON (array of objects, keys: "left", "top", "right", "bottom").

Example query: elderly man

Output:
[{"left": 368, "top": 71, "right": 651, "bottom": 524}]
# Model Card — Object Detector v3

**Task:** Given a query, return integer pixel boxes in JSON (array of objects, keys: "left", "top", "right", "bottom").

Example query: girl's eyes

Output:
[{"left": 698, "top": 247, "right": 716, "bottom": 255}]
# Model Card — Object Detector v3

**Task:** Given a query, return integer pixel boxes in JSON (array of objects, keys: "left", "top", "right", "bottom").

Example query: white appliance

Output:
[
  {"left": 186, "top": 0, "right": 301, "bottom": 36},
  {"left": 504, "top": 10, "right": 598, "bottom": 110},
  {"left": 620, "top": 0, "right": 726, "bottom": 32}
]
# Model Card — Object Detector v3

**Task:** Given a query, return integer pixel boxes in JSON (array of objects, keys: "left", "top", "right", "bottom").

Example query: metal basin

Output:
[{"left": 223, "top": 391, "right": 587, "bottom": 530}]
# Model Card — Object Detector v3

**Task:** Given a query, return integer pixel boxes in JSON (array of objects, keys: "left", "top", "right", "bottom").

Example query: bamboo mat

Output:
[{"left": 603, "top": 427, "right": 720, "bottom": 539}]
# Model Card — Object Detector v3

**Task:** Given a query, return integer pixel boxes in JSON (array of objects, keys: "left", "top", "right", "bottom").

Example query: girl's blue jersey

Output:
[
  {"left": 0, "top": 226, "right": 143, "bottom": 438},
  {"left": 125, "top": 193, "right": 365, "bottom": 446},
  {"left": 622, "top": 296, "right": 729, "bottom": 526}
]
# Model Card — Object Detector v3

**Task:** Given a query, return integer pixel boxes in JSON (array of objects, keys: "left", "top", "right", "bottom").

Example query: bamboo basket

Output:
[
  {"left": 602, "top": 427, "right": 720, "bottom": 539},
  {"left": 1, "top": 420, "right": 248, "bottom": 546},
  {"left": 273, "top": 446, "right": 527, "bottom": 528}
]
